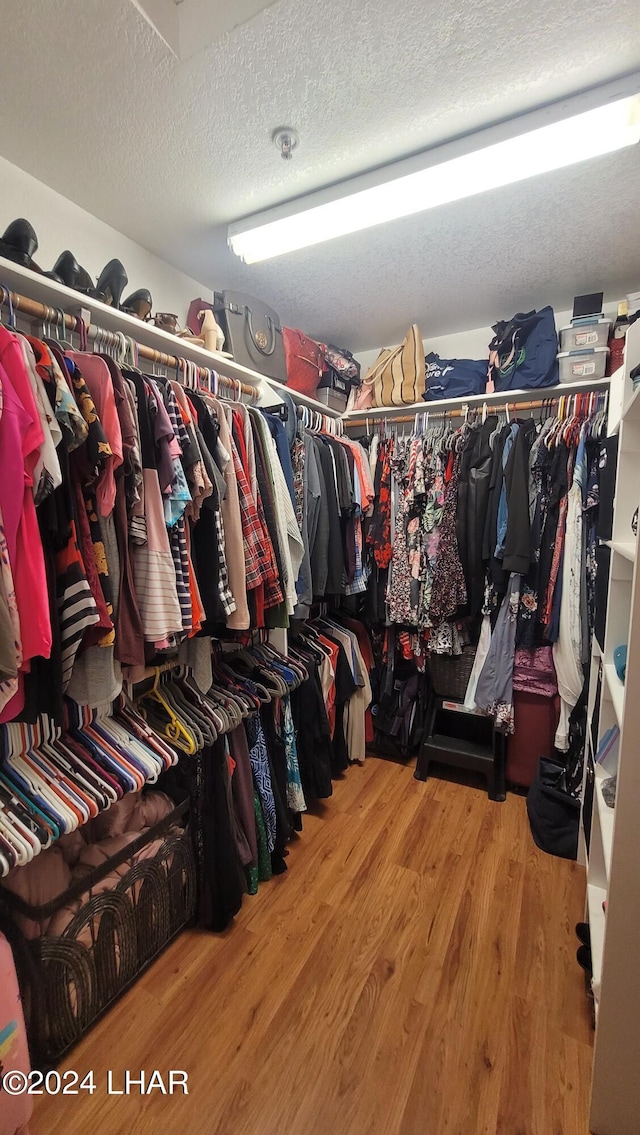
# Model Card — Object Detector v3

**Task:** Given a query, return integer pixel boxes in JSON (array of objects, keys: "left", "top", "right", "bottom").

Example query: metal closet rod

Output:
[
  {"left": 0, "top": 284, "right": 259, "bottom": 400},
  {"left": 344, "top": 392, "right": 600, "bottom": 429}
]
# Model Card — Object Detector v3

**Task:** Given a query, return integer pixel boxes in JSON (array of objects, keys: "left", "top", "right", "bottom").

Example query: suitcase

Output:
[{"left": 507, "top": 692, "right": 560, "bottom": 788}]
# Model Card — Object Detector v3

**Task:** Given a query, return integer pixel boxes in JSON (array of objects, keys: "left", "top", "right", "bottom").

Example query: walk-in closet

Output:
[{"left": 0, "top": 4, "right": 639, "bottom": 1134}]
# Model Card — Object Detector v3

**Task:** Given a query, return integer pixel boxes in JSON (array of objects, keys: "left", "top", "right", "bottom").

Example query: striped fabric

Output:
[
  {"left": 361, "top": 324, "right": 425, "bottom": 407},
  {"left": 169, "top": 517, "right": 193, "bottom": 636},
  {"left": 56, "top": 521, "right": 101, "bottom": 691},
  {"left": 131, "top": 468, "right": 183, "bottom": 644}
]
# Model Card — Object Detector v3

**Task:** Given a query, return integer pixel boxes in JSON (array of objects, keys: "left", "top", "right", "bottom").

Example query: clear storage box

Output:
[
  {"left": 557, "top": 347, "right": 609, "bottom": 383},
  {"left": 559, "top": 319, "right": 610, "bottom": 351}
]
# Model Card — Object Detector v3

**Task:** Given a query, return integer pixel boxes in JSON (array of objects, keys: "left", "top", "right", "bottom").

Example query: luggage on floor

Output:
[{"left": 507, "top": 692, "right": 560, "bottom": 787}]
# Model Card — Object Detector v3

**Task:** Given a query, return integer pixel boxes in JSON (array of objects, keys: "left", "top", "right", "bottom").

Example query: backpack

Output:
[{"left": 371, "top": 662, "right": 428, "bottom": 758}]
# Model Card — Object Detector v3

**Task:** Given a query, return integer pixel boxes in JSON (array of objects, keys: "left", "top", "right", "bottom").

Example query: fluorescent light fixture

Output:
[{"left": 228, "top": 79, "right": 640, "bottom": 264}]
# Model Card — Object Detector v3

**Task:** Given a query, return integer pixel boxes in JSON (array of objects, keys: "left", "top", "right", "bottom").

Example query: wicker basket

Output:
[
  {"left": 0, "top": 796, "right": 196, "bottom": 1066},
  {"left": 428, "top": 646, "right": 477, "bottom": 700}
]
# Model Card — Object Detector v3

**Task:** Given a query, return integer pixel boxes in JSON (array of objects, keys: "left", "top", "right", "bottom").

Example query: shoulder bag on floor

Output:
[
  {"left": 360, "top": 324, "right": 425, "bottom": 407},
  {"left": 526, "top": 758, "right": 580, "bottom": 860},
  {"left": 213, "top": 291, "right": 287, "bottom": 382}
]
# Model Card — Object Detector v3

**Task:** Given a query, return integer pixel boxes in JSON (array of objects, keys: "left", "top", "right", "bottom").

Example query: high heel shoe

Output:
[
  {"left": 92, "top": 259, "right": 128, "bottom": 307},
  {"left": 0, "top": 218, "right": 39, "bottom": 268},
  {"left": 75, "top": 264, "right": 95, "bottom": 294},
  {"left": 46, "top": 250, "right": 80, "bottom": 288},
  {"left": 121, "top": 288, "right": 153, "bottom": 320}
]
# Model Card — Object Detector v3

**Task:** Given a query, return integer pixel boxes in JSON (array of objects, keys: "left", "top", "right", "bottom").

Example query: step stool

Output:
[{"left": 414, "top": 696, "right": 506, "bottom": 801}]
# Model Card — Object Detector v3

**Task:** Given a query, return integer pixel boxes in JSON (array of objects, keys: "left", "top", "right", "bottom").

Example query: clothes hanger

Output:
[{"left": 139, "top": 668, "right": 198, "bottom": 754}]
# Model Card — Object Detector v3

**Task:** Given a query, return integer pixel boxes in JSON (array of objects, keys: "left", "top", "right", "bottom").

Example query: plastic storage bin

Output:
[
  {"left": 559, "top": 319, "right": 610, "bottom": 351},
  {"left": 316, "top": 375, "right": 351, "bottom": 412},
  {"left": 557, "top": 347, "right": 608, "bottom": 383}
]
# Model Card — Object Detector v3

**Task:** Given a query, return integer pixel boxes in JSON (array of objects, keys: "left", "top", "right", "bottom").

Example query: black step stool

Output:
[{"left": 414, "top": 696, "right": 506, "bottom": 801}]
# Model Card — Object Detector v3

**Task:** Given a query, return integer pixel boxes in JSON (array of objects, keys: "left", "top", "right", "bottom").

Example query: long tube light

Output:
[{"left": 228, "top": 78, "right": 640, "bottom": 264}]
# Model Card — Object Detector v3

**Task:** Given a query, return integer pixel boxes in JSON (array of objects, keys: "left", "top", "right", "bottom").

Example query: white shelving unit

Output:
[
  {"left": 0, "top": 254, "right": 342, "bottom": 420},
  {"left": 341, "top": 375, "right": 611, "bottom": 423},
  {"left": 584, "top": 319, "right": 640, "bottom": 1134}
]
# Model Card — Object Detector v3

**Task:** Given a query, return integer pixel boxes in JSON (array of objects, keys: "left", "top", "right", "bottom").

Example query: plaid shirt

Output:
[
  {"left": 231, "top": 436, "right": 283, "bottom": 607},
  {"left": 214, "top": 506, "right": 236, "bottom": 617}
]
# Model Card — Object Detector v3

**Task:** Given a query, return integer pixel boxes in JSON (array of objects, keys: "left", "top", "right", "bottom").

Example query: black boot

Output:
[
  {"left": 0, "top": 218, "right": 38, "bottom": 267},
  {"left": 93, "top": 259, "right": 128, "bottom": 307},
  {"left": 46, "top": 250, "right": 80, "bottom": 287}
]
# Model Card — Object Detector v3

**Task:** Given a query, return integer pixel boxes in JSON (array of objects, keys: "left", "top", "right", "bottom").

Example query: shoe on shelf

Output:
[
  {"left": 575, "top": 922, "right": 591, "bottom": 947},
  {"left": 576, "top": 944, "right": 592, "bottom": 974},
  {"left": 45, "top": 250, "right": 81, "bottom": 288},
  {"left": 154, "top": 312, "right": 179, "bottom": 333},
  {"left": 0, "top": 218, "right": 39, "bottom": 268},
  {"left": 121, "top": 288, "right": 153, "bottom": 320},
  {"left": 75, "top": 263, "right": 95, "bottom": 295},
  {"left": 92, "top": 258, "right": 128, "bottom": 308}
]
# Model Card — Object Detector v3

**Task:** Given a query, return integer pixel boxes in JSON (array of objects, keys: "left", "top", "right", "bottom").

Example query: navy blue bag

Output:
[
  {"left": 423, "top": 352, "right": 488, "bottom": 401},
  {"left": 488, "top": 306, "right": 559, "bottom": 391}
]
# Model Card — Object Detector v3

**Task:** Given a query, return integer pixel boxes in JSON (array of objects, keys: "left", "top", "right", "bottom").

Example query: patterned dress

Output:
[{"left": 428, "top": 450, "right": 467, "bottom": 626}]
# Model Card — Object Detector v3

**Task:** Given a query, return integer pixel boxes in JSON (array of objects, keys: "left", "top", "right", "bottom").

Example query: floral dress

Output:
[
  {"left": 387, "top": 439, "right": 418, "bottom": 625},
  {"left": 428, "top": 448, "right": 467, "bottom": 627},
  {"left": 419, "top": 445, "right": 446, "bottom": 627}
]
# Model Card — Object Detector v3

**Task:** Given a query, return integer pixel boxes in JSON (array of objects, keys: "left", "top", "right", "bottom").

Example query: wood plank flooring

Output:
[{"left": 33, "top": 757, "right": 594, "bottom": 1135}]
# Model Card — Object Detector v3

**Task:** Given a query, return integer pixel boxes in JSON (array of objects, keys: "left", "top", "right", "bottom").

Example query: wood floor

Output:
[{"left": 33, "top": 757, "right": 594, "bottom": 1135}]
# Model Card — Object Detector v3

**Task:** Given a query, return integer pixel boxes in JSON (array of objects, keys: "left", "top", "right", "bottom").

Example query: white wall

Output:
[
  {"left": 0, "top": 155, "right": 211, "bottom": 322},
  {"left": 355, "top": 304, "right": 624, "bottom": 375}
]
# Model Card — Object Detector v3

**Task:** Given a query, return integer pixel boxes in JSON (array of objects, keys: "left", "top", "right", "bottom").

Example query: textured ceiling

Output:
[{"left": 1, "top": 0, "right": 640, "bottom": 348}]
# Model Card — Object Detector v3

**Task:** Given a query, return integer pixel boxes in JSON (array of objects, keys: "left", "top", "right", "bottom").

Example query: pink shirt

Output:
[
  {"left": 0, "top": 329, "right": 52, "bottom": 682},
  {"left": 67, "top": 352, "right": 123, "bottom": 516}
]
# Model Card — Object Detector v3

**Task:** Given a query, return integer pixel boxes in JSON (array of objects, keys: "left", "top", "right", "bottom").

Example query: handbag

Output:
[
  {"left": 322, "top": 343, "right": 361, "bottom": 384},
  {"left": 282, "top": 328, "right": 326, "bottom": 397},
  {"left": 360, "top": 324, "right": 425, "bottom": 407},
  {"left": 186, "top": 297, "right": 212, "bottom": 336},
  {"left": 526, "top": 758, "right": 580, "bottom": 859},
  {"left": 213, "top": 291, "right": 286, "bottom": 382},
  {"left": 423, "top": 352, "right": 488, "bottom": 400},
  {"left": 488, "top": 306, "right": 559, "bottom": 392}
]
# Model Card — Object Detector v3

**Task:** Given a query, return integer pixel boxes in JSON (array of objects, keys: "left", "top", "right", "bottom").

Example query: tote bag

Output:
[
  {"left": 488, "top": 307, "right": 559, "bottom": 392},
  {"left": 360, "top": 324, "right": 425, "bottom": 407},
  {"left": 424, "top": 352, "right": 488, "bottom": 400}
]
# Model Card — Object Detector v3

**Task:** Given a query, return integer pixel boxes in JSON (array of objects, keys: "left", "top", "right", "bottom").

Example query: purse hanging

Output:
[{"left": 360, "top": 324, "right": 425, "bottom": 407}]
